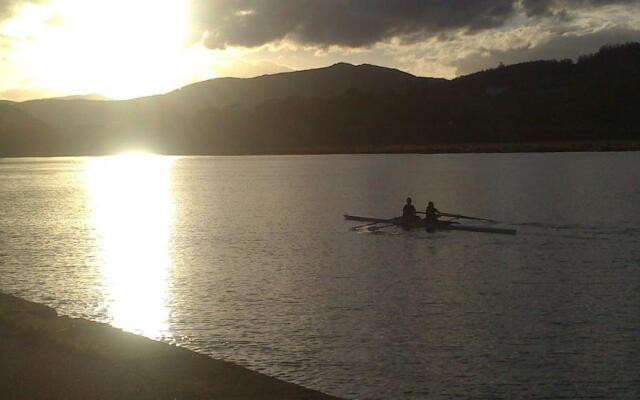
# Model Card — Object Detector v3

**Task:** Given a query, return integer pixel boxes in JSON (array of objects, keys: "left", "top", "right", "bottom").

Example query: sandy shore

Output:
[{"left": 0, "top": 292, "right": 341, "bottom": 400}]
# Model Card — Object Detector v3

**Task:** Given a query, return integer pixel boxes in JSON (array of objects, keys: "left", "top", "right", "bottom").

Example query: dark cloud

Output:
[
  {"left": 453, "top": 27, "right": 640, "bottom": 75},
  {"left": 522, "top": 0, "right": 638, "bottom": 16},
  {"left": 188, "top": 0, "right": 637, "bottom": 49},
  {"left": 189, "top": 0, "right": 516, "bottom": 48}
]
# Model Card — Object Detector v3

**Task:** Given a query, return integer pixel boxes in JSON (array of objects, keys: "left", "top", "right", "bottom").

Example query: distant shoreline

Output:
[
  {"left": 236, "top": 140, "right": 640, "bottom": 156},
  {"left": 0, "top": 292, "right": 340, "bottom": 400},
  {"left": 1, "top": 140, "right": 639, "bottom": 159}
]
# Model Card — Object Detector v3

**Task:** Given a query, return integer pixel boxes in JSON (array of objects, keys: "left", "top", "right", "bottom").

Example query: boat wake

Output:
[{"left": 507, "top": 221, "right": 640, "bottom": 241}]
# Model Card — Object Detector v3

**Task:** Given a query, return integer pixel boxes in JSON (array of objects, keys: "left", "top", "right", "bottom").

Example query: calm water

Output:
[{"left": 1, "top": 153, "right": 639, "bottom": 399}]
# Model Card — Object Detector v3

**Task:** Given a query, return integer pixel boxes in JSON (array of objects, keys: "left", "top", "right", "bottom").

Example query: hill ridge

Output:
[{"left": 1, "top": 42, "right": 638, "bottom": 156}]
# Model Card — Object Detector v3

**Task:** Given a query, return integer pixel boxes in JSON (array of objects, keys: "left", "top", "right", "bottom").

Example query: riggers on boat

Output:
[{"left": 344, "top": 215, "right": 517, "bottom": 235}]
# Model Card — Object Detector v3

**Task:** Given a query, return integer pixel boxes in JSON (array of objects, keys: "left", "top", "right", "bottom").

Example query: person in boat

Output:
[
  {"left": 424, "top": 201, "right": 441, "bottom": 221},
  {"left": 402, "top": 197, "right": 420, "bottom": 222}
]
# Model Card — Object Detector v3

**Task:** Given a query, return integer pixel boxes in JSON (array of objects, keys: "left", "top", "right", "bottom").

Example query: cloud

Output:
[
  {"left": 356, "top": 0, "right": 640, "bottom": 79},
  {"left": 188, "top": 0, "right": 517, "bottom": 49},
  {"left": 188, "top": 0, "right": 638, "bottom": 50},
  {"left": 1, "top": 0, "right": 639, "bottom": 101},
  {"left": 452, "top": 27, "right": 640, "bottom": 75},
  {"left": 522, "top": 0, "right": 639, "bottom": 16}
]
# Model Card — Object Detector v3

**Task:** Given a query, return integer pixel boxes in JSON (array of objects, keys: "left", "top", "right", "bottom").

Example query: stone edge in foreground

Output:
[{"left": 0, "top": 292, "right": 341, "bottom": 400}]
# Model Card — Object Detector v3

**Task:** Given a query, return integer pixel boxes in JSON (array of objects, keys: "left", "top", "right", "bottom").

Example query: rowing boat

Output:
[
  {"left": 344, "top": 214, "right": 517, "bottom": 235},
  {"left": 344, "top": 214, "right": 516, "bottom": 235}
]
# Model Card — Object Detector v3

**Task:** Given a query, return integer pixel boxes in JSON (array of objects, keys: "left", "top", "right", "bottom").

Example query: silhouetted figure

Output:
[
  {"left": 424, "top": 201, "right": 441, "bottom": 221},
  {"left": 402, "top": 197, "right": 418, "bottom": 221}
]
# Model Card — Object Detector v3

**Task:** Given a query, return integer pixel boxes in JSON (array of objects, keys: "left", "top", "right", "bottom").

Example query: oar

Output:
[
  {"left": 440, "top": 212, "right": 498, "bottom": 223},
  {"left": 350, "top": 221, "right": 383, "bottom": 230},
  {"left": 418, "top": 211, "right": 498, "bottom": 223},
  {"left": 368, "top": 224, "right": 396, "bottom": 231}
]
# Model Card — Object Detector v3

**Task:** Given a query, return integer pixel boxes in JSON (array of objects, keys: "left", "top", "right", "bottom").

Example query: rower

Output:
[
  {"left": 402, "top": 197, "right": 419, "bottom": 221},
  {"left": 424, "top": 201, "right": 441, "bottom": 221}
]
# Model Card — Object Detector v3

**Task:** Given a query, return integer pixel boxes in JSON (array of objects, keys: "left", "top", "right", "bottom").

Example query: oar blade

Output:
[
  {"left": 350, "top": 221, "right": 380, "bottom": 230},
  {"left": 367, "top": 224, "right": 396, "bottom": 231}
]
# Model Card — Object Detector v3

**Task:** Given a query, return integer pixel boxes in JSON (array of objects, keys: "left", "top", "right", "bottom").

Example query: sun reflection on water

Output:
[{"left": 85, "top": 153, "right": 176, "bottom": 339}]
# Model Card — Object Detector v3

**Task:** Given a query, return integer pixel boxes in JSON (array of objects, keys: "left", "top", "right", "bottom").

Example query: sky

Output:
[{"left": 0, "top": 0, "right": 639, "bottom": 101}]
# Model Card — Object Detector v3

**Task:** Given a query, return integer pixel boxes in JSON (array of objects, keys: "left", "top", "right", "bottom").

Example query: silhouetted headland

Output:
[
  {"left": 0, "top": 292, "right": 340, "bottom": 399},
  {"left": 1, "top": 43, "right": 639, "bottom": 157}
]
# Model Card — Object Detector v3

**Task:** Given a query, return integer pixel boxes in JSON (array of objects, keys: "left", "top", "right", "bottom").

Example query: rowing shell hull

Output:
[{"left": 344, "top": 215, "right": 516, "bottom": 235}]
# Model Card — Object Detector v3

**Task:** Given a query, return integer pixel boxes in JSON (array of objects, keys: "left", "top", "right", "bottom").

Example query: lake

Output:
[{"left": 1, "top": 152, "right": 639, "bottom": 399}]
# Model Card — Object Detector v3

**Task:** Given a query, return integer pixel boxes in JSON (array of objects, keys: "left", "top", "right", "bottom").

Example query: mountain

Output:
[
  {"left": 13, "top": 63, "right": 445, "bottom": 154},
  {"left": 17, "top": 63, "right": 440, "bottom": 132},
  {"left": 0, "top": 103, "right": 55, "bottom": 156},
  {"left": 3, "top": 43, "right": 640, "bottom": 157},
  {"left": 166, "top": 63, "right": 440, "bottom": 110}
]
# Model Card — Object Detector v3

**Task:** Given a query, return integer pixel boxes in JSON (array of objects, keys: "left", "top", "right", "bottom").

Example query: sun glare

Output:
[
  {"left": 85, "top": 153, "right": 177, "bottom": 339},
  {"left": 4, "top": 0, "right": 207, "bottom": 99}
]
